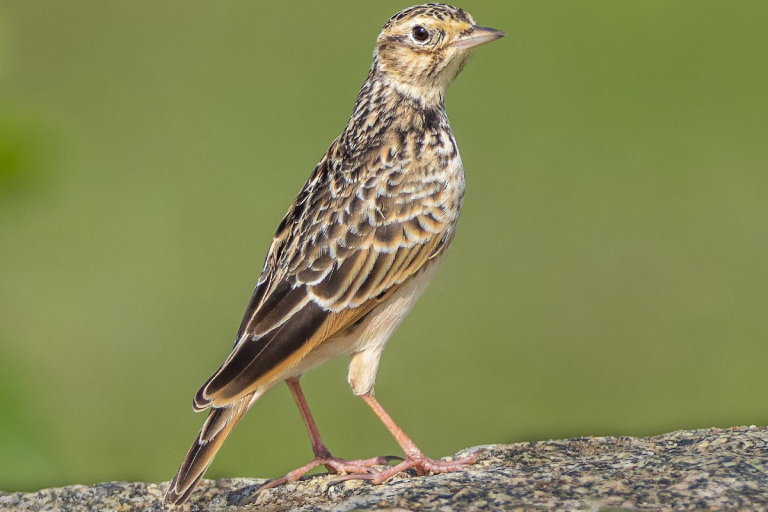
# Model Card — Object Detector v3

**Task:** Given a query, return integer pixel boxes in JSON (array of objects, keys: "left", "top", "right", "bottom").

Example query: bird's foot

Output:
[
  {"left": 256, "top": 454, "right": 400, "bottom": 492},
  {"left": 335, "top": 448, "right": 484, "bottom": 484}
]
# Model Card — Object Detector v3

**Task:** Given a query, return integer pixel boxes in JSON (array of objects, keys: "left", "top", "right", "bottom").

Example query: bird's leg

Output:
[
  {"left": 288, "top": 377, "right": 333, "bottom": 460},
  {"left": 346, "top": 392, "right": 483, "bottom": 483},
  {"left": 256, "top": 379, "right": 397, "bottom": 492}
]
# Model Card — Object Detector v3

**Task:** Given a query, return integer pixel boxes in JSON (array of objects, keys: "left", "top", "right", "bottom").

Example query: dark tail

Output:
[{"left": 164, "top": 395, "right": 251, "bottom": 506}]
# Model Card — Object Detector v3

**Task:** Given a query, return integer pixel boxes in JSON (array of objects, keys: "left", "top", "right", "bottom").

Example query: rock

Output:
[{"left": 2, "top": 427, "right": 767, "bottom": 511}]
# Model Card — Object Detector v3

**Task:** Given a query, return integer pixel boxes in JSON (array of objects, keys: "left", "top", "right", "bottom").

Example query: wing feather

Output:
[{"left": 195, "top": 147, "right": 456, "bottom": 410}]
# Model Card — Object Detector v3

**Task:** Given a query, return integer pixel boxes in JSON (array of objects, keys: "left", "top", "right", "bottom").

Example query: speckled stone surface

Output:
[{"left": 2, "top": 427, "right": 766, "bottom": 511}]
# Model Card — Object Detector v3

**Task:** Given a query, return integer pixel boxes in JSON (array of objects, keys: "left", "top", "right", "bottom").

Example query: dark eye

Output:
[{"left": 411, "top": 25, "right": 430, "bottom": 42}]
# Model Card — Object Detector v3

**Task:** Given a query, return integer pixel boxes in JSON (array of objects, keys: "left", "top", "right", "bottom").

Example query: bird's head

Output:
[{"left": 374, "top": 3, "right": 504, "bottom": 105}]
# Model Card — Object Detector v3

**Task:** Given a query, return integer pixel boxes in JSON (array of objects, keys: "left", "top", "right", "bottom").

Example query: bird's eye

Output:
[{"left": 411, "top": 25, "right": 430, "bottom": 43}]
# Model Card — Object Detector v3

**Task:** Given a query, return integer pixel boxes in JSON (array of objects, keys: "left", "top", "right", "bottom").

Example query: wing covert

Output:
[{"left": 195, "top": 144, "right": 457, "bottom": 409}]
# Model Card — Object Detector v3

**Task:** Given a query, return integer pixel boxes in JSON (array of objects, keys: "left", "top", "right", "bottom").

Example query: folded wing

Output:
[{"left": 194, "top": 153, "right": 452, "bottom": 410}]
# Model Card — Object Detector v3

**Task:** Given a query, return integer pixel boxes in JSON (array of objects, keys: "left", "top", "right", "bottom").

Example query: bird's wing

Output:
[{"left": 194, "top": 150, "right": 452, "bottom": 410}]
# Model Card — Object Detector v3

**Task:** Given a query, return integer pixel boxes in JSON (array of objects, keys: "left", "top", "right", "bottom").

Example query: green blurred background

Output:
[{"left": 1, "top": 0, "right": 767, "bottom": 493}]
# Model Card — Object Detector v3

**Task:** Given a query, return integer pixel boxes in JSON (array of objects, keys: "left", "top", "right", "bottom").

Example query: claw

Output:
[
  {"left": 337, "top": 449, "right": 484, "bottom": 485},
  {"left": 378, "top": 455, "right": 404, "bottom": 463},
  {"left": 254, "top": 454, "right": 397, "bottom": 494}
]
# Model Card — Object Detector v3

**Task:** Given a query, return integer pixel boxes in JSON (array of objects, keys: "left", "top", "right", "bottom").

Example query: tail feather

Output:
[{"left": 164, "top": 395, "right": 252, "bottom": 506}]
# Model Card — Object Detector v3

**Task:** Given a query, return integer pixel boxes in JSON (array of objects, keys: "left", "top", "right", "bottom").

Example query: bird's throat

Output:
[{"left": 341, "top": 64, "right": 449, "bottom": 154}]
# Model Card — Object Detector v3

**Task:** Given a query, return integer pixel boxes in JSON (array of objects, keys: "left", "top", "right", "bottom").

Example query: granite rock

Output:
[{"left": 2, "top": 427, "right": 766, "bottom": 511}]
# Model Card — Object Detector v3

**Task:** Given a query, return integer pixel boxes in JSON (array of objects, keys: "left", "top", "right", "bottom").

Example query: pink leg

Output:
[
  {"left": 347, "top": 392, "right": 482, "bottom": 483},
  {"left": 256, "top": 379, "right": 397, "bottom": 492},
  {"left": 288, "top": 378, "right": 333, "bottom": 459}
]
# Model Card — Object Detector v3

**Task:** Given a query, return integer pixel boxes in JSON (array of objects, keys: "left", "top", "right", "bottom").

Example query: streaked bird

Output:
[{"left": 165, "top": 3, "right": 504, "bottom": 505}]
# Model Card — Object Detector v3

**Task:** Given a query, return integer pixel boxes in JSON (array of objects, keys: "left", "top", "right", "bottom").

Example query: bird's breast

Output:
[{"left": 369, "top": 125, "right": 465, "bottom": 227}]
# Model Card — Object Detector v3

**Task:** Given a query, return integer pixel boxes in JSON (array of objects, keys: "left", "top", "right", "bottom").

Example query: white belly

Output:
[{"left": 285, "top": 259, "right": 442, "bottom": 395}]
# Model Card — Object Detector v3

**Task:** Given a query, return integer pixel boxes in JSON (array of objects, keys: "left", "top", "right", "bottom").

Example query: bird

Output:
[{"left": 164, "top": 3, "right": 504, "bottom": 506}]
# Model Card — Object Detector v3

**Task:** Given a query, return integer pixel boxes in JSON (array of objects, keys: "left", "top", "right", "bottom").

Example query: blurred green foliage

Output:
[{"left": 1, "top": 0, "right": 767, "bottom": 493}]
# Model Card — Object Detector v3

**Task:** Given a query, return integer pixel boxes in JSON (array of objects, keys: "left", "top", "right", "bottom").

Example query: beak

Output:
[{"left": 453, "top": 25, "right": 506, "bottom": 51}]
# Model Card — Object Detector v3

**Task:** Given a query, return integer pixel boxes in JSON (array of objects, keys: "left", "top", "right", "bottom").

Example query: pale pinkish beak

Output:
[{"left": 453, "top": 26, "right": 506, "bottom": 51}]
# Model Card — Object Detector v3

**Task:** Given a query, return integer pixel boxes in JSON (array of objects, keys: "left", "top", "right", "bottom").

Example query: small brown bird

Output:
[{"left": 165, "top": 3, "right": 503, "bottom": 505}]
